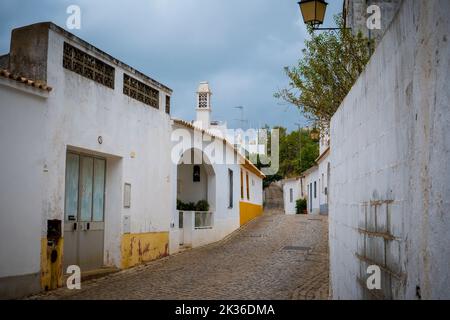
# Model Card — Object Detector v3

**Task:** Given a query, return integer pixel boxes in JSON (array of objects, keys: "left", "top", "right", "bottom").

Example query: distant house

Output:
[
  {"left": 281, "top": 176, "right": 305, "bottom": 215},
  {"left": 301, "top": 132, "right": 330, "bottom": 215},
  {"left": 316, "top": 134, "right": 330, "bottom": 215}
]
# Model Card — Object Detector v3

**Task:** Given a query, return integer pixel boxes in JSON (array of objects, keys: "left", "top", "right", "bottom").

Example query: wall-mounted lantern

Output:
[
  {"left": 193, "top": 165, "right": 201, "bottom": 182},
  {"left": 298, "top": 0, "right": 328, "bottom": 28},
  {"left": 298, "top": 0, "right": 349, "bottom": 31}
]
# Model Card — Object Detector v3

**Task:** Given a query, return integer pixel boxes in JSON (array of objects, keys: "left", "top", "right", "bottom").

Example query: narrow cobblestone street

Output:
[{"left": 30, "top": 210, "right": 329, "bottom": 300}]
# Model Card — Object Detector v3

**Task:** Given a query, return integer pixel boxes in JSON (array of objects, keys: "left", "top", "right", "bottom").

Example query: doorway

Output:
[{"left": 63, "top": 151, "right": 106, "bottom": 272}]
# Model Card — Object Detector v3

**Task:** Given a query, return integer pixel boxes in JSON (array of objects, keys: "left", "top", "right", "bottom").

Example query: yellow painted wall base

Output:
[
  {"left": 121, "top": 232, "right": 169, "bottom": 269},
  {"left": 240, "top": 202, "right": 263, "bottom": 226},
  {"left": 40, "top": 238, "right": 63, "bottom": 291}
]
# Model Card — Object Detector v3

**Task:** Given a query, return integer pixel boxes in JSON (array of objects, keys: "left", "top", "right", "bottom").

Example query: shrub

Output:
[
  {"left": 177, "top": 200, "right": 196, "bottom": 211},
  {"left": 296, "top": 199, "right": 307, "bottom": 214},
  {"left": 177, "top": 199, "right": 209, "bottom": 211},
  {"left": 195, "top": 200, "right": 210, "bottom": 212}
]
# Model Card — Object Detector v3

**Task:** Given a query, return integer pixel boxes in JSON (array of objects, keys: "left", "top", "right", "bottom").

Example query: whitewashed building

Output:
[
  {"left": 282, "top": 177, "right": 305, "bottom": 215},
  {"left": 302, "top": 132, "right": 330, "bottom": 216},
  {"left": 0, "top": 22, "right": 174, "bottom": 298},
  {"left": 0, "top": 23, "right": 265, "bottom": 299},
  {"left": 170, "top": 82, "right": 265, "bottom": 253}
]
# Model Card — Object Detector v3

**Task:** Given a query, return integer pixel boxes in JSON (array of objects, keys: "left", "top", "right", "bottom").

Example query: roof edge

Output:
[
  {"left": 12, "top": 22, "right": 172, "bottom": 94},
  {"left": 172, "top": 118, "right": 266, "bottom": 179}
]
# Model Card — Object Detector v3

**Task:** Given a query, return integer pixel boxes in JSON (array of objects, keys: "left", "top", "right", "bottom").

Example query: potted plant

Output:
[
  {"left": 195, "top": 200, "right": 210, "bottom": 212},
  {"left": 296, "top": 199, "right": 308, "bottom": 214},
  {"left": 177, "top": 200, "right": 196, "bottom": 211}
]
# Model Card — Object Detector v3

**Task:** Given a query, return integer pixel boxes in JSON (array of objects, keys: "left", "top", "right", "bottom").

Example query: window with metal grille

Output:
[
  {"left": 63, "top": 42, "right": 115, "bottom": 89},
  {"left": 165, "top": 95, "right": 171, "bottom": 114},
  {"left": 198, "top": 92, "right": 208, "bottom": 108},
  {"left": 123, "top": 73, "right": 159, "bottom": 109}
]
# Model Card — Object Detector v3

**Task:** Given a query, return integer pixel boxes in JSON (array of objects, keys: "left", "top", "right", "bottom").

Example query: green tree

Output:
[
  {"left": 275, "top": 15, "right": 372, "bottom": 129},
  {"left": 255, "top": 126, "right": 318, "bottom": 187},
  {"left": 279, "top": 128, "right": 318, "bottom": 177}
]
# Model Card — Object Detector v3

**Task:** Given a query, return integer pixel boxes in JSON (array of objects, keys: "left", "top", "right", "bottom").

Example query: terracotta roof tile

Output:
[{"left": 0, "top": 69, "right": 52, "bottom": 92}]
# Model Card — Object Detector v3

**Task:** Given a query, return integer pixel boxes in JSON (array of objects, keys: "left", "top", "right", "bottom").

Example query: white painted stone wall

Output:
[{"left": 330, "top": 0, "right": 450, "bottom": 299}]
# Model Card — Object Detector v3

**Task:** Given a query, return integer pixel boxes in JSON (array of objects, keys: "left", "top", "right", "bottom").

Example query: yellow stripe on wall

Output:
[
  {"left": 239, "top": 201, "right": 263, "bottom": 226},
  {"left": 40, "top": 238, "right": 63, "bottom": 291},
  {"left": 121, "top": 232, "right": 169, "bottom": 269}
]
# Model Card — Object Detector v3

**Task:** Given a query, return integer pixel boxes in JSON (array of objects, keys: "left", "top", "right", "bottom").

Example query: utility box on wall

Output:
[{"left": 41, "top": 219, "right": 63, "bottom": 291}]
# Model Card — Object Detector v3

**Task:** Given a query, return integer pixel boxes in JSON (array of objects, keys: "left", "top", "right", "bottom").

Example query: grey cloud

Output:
[{"left": 0, "top": 0, "right": 343, "bottom": 131}]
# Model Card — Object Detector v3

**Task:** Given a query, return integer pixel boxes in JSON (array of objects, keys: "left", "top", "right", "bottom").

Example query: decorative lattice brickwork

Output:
[
  {"left": 123, "top": 73, "right": 159, "bottom": 109},
  {"left": 198, "top": 92, "right": 208, "bottom": 108},
  {"left": 63, "top": 42, "right": 115, "bottom": 89}
]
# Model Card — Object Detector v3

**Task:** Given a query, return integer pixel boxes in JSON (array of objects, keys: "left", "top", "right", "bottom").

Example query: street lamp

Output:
[
  {"left": 298, "top": 0, "right": 327, "bottom": 27},
  {"left": 298, "top": 0, "right": 348, "bottom": 31}
]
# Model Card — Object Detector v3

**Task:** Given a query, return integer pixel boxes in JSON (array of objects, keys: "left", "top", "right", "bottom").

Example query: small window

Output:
[
  {"left": 290, "top": 188, "right": 293, "bottom": 203},
  {"left": 228, "top": 169, "right": 233, "bottom": 208},
  {"left": 240, "top": 170, "right": 244, "bottom": 199},
  {"left": 300, "top": 179, "right": 304, "bottom": 197},
  {"left": 314, "top": 181, "right": 317, "bottom": 199},
  {"left": 165, "top": 95, "right": 171, "bottom": 114},
  {"left": 124, "top": 183, "right": 131, "bottom": 208},
  {"left": 193, "top": 165, "right": 200, "bottom": 182},
  {"left": 246, "top": 172, "right": 250, "bottom": 200}
]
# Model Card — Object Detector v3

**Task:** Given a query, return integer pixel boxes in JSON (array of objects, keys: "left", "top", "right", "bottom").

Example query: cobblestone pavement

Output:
[{"left": 30, "top": 212, "right": 329, "bottom": 300}]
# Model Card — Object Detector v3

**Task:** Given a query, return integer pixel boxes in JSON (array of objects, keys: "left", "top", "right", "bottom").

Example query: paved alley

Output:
[{"left": 30, "top": 212, "right": 329, "bottom": 300}]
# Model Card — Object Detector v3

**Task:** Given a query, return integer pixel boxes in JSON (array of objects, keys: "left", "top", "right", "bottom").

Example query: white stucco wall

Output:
[
  {"left": 329, "top": 0, "right": 450, "bottom": 300},
  {"left": 0, "top": 81, "right": 48, "bottom": 280},
  {"left": 240, "top": 168, "right": 263, "bottom": 206},
  {"left": 304, "top": 167, "right": 320, "bottom": 215},
  {"left": 317, "top": 152, "right": 330, "bottom": 215},
  {"left": 177, "top": 164, "right": 208, "bottom": 205}
]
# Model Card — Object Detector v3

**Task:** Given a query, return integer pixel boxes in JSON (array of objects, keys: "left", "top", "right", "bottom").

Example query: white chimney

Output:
[{"left": 195, "top": 81, "right": 212, "bottom": 129}]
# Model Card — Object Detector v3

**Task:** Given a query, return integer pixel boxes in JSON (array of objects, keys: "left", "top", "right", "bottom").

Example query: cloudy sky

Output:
[{"left": 0, "top": 0, "right": 343, "bottom": 132}]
